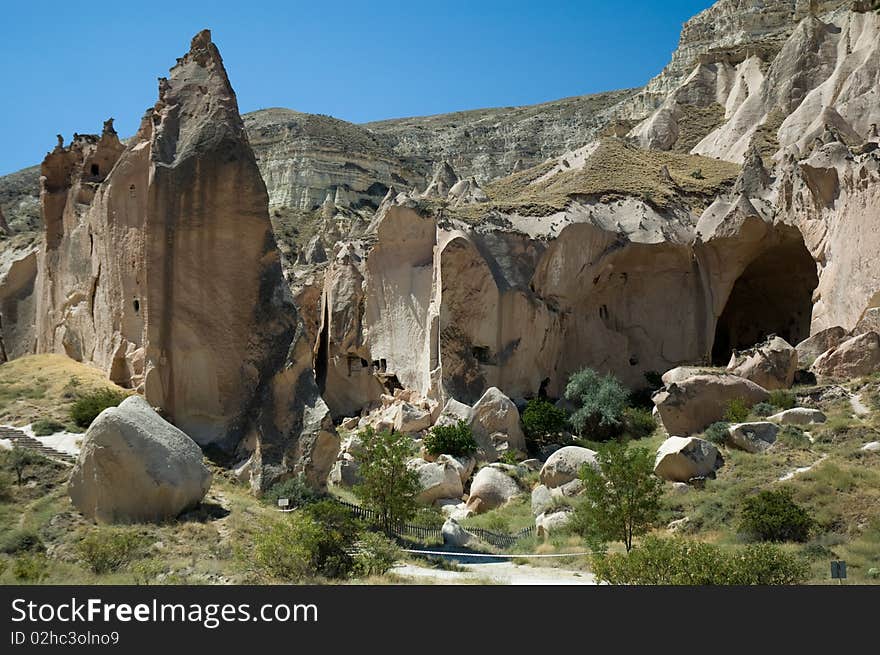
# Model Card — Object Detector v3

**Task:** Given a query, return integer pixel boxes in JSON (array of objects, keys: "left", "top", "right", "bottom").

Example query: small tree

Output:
[
  {"left": 354, "top": 428, "right": 421, "bottom": 532},
  {"left": 572, "top": 442, "right": 663, "bottom": 552},
  {"left": 564, "top": 368, "right": 629, "bottom": 440},
  {"left": 6, "top": 447, "right": 41, "bottom": 486}
]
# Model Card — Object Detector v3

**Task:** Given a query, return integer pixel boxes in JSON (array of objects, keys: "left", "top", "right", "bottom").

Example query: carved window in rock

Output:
[
  {"left": 472, "top": 345, "right": 491, "bottom": 364},
  {"left": 132, "top": 298, "right": 140, "bottom": 314},
  {"left": 129, "top": 184, "right": 136, "bottom": 198},
  {"left": 91, "top": 164, "right": 100, "bottom": 177},
  {"left": 347, "top": 355, "right": 366, "bottom": 377}
]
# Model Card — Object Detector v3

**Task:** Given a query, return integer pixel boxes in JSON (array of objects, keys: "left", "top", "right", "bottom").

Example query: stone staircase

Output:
[{"left": 0, "top": 426, "right": 77, "bottom": 465}]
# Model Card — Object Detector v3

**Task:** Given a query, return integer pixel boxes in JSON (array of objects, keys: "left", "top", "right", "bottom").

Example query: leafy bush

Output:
[
  {"left": 76, "top": 528, "right": 148, "bottom": 574},
  {"left": 423, "top": 420, "right": 478, "bottom": 458},
  {"left": 751, "top": 402, "right": 775, "bottom": 417},
  {"left": 0, "top": 529, "right": 45, "bottom": 555},
  {"left": 354, "top": 532, "right": 401, "bottom": 576},
  {"left": 622, "top": 407, "right": 657, "bottom": 440},
  {"left": 70, "top": 388, "right": 128, "bottom": 428},
  {"left": 499, "top": 450, "right": 524, "bottom": 465},
  {"left": 521, "top": 398, "right": 568, "bottom": 447},
  {"left": 768, "top": 390, "right": 797, "bottom": 410},
  {"left": 565, "top": 368, "right": 629, "bottom": 440},
  {"left": 31, "top": 419, "right": 66, "bottom": 436},
  {"left": 12, "top": 553, "right": 49, "bottom": 582},
  {"left": 777, "top": 425, "right": 811, "bottom": 449},
  {"left": 703, "top": 421, "right": 730, "bottom": 445},
  {"left": 723, "top": 398, "right": 750, "bottom": 423},
  {"left": 571, "top": 442, "right": 662, "bottom": 551},
  {"left": 263, "top": 475, "right": 321, "bottom": 509},
  {"left": 250, "top": 502, "right": 361, "bottom": 581},
  {"left": 739, "top": 489, "right": 814, "bottom": 542},
  {"left": 592, "top": 535, "right": 809, "bottom": 585}
]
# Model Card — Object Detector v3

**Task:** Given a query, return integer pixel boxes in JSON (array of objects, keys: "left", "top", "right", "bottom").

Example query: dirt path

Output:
[
  {"left": 850, "top": 392, "right": 871, "bottom": 417},
  {"left": 393, "top": 561, "right": 597, "bottom": 585}
]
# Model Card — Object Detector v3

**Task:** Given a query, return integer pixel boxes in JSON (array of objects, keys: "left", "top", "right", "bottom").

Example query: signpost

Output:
[
  {"left": 831, "top": 560, "right": 847, "bottom": 584},
  {"left": 277, "top": 498, "right": 290, "bottom": 509}
]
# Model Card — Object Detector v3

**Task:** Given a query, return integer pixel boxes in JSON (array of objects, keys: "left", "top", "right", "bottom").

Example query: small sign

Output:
[
  {"left": 831, "top": 560, "right": 847, "bottom": 579},
  {"left": 277, "top": 498, "right": 290, "bottom": 508}
]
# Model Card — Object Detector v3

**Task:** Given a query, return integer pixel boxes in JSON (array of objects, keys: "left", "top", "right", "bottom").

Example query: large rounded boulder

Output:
[
  {"left": 539, "top": 446, "right": 598, "bottom": 489},
  {"left": 68, "top": 396, "right": 212, "bottom": 523},
  {"left": 470, "top": 387, "right": 527, "bottom": 455},
  {"left": 466, "top": 466, "right": 521, "bottom": 513},
  {"left": 811, "top": 331, "right": 880, "bottom": 379},
  {"left": 654, "top": 436, "right": 724, "bottom": 482},
  {"left": 652, "top": 373, "right": 769, "bottom": 436}
]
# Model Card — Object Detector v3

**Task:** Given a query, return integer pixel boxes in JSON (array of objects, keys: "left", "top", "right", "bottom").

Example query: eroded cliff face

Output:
[
  {"left": 28, "top": 31, "right": 337, "bottom": 491},
  {"left": 631, "top": 3, "right": 879, "bottom": 162}
]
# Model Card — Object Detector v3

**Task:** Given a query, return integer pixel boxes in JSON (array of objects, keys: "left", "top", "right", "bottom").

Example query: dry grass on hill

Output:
[{"left": 0, "top": 354, "right": 130, "bottom": 429}]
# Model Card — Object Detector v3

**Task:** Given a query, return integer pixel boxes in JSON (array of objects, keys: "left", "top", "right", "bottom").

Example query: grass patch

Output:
[{"left": 0, "top": 354, "right": 130, "bottom": 429}]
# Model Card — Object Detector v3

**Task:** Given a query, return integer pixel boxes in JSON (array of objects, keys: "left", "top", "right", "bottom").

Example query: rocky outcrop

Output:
[
  {"left": 466, "top": 466, "right": 521, "bottom": 513},
  {"left": 539, "top": 446, "right": 598, "bottom": 489},
  {"left": 768, "top": 407, "right": 827, "bottom": 425},
  {"left": 653, "top": 373, "right": 770, "bottom": 436},
  {"left": 795, "top": 326, "right": 848, "bottom": 367},
  {"left": 726, "top": 336, "right": 798, "bottom": 390},
  {"left": 654, "top": 436, "right": 724, "bottom": 482},
  {"left": 0, "top": 244, "right": 37, "bottom": 362},
  {"left": 68, "top": 396, "right": 212, "bottom": 523},
  {"left": 811, "top": 331, "right": 880, "bottom": 378},
  {"left": 32, "top": 31, "right": 338, "bottom": 491},
  {"left": 727, "top": 421, "right": 779, "bottom": 453}
]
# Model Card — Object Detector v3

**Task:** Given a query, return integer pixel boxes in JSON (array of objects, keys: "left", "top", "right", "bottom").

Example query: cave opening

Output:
[
  {"left": 90, "top": 164, "right": 100, "bottom": 177},
  {"left": 315, "top": 304, "right": 329, "bottom": 392},
  {"left": 711, "top": 236, "right": 818, "bottom": 365}
]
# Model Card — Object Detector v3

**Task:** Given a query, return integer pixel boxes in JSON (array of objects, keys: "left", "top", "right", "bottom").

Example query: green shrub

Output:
[
  {"left": 250, "top": 502, "right": 360, "bottom": 581},
  {"left": 76, "top": 528, "right": 148, "bottom": 574},
  {"left": 70, "top": 388, "right": 128, "bottom": 428},
  {"left": 565, "top": 368, "right": 629, "bottom": 440},
  {"left": 622, "top": 407, "right": 657, "bottom": 440},
  {"left": 768, "top": 390, "right": 797, "bottom": 410},
  {"left": 0, "top": 529, "right": 44, "bottom": 555},
  {"left": 592, "top": 535, "right": 808, "bottom": 585},
  {"left": 751, "top": 402, "right": 775, "bottom": 417},
  {"left": 521, "top": 398, "right": 568, "bottom": 446},
  {"left": 263, "top": 475, "right": 321, "bottom": 509},
  {"left": 13, "top": 553, "right": 49, "bottom": 582},
  {"left": 739, "top": 489, "right": 814, "bottom": 542},
  {"left": 424, "top": 420, "right": 478, "bottom": 458},
  {"left": 0, "top": 557, "right": 7, "bottom": 578},
  {"left": 354, "top": 532, "right": 401, "bottom": 576},
  {"left": 31, "top": 419, "right": 67, "bottom": 436},
  {"left": 777, "top": 425, "right": 811, "bottom": 449},
  {"left": 499, "top": 450, "right": 524, "bottom": 465},
  {"left": 723, "top": 398, "right": 750, "bottom": 423},
  {"left": 703, "top": 421, "right": 730, "bottom": 445}
]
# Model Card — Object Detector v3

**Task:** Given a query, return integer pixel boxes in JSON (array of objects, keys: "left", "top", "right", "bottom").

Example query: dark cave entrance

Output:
[
  {"left": 315, "top": 303, "right": 329, "bottom": 392},
  {"left": 711, "top": 236, "right": 818, "bottom": 365}
]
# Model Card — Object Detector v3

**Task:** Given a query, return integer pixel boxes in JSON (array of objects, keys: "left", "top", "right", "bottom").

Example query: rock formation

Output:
[
  {"left": 29, "top": 31, "right": 338, "bottom": 491},
  {"left": 68, "top": 396, "right": 212, "bottom": 523}
]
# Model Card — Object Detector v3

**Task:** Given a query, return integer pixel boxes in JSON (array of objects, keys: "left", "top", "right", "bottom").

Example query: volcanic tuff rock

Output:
[{"left": 27, "top": 31, "right": 337, "bottom": 491}]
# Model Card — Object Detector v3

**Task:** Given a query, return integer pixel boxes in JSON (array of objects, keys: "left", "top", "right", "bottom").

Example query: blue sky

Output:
[{"left": 0, "top": 0, "right": 713, "bottom": 175}]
